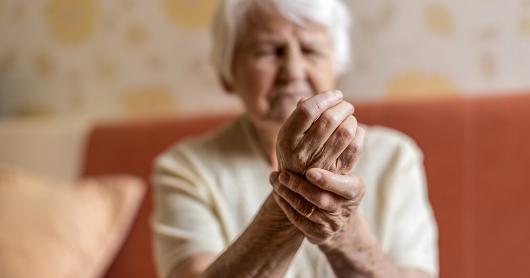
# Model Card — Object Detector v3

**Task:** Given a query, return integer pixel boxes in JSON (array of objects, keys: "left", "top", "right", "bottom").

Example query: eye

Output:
[
  {"left": 254, "top": 48, "right": 272, "bottom": 57},
  {"left": 302, "top": 46, "right": 319, "bottom": 56},
  {"left": 274, "top": 47, "right": 285, "bottom": 56},
  {"left": 255, "top": 46, "right": 284, "bottom": 58}
]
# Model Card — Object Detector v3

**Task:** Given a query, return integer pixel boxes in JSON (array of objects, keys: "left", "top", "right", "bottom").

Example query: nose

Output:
[{"left": 278, "top": 46, "right": 306, "bottom": 83}]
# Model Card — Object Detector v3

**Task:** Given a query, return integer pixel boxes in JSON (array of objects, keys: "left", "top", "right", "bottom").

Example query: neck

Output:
[{"left": 248, "top": 121, "right": 279, "bottom": 170}]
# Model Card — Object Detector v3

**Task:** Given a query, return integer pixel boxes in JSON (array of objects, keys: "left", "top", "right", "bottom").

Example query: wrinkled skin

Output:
[
  {"left": 270, "top": 167, "right": 365, "bottom": 250},
  {"left": 272, "top": 90, "right": 366, "bottom": 250},
  {"left": 275, "top": 91, "right": 364, "bottom": 175}
]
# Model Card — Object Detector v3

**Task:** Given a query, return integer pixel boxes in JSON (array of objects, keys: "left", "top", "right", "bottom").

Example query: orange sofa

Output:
[{"left": 82, "top": 93, "right": 530, "bottom": 278}]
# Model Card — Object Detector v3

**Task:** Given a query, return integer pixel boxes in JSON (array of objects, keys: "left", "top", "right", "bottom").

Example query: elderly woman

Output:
[{"left": 152, "top": 0, "right": 438, "bottom": 277}]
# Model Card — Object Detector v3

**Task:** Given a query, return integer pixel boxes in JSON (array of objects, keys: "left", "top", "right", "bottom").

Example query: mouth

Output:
[
  {"left": 270, "top": 92, "right": 311, "bottom": 105},
  {"left": 267, "top": 93, "right": 308, "bottom": 121}
]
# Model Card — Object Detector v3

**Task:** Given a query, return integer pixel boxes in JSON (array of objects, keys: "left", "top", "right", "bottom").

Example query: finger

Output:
[
  {"left": 272, "top": 181, "right": 321, "bottom": 223},
  {"left": 272, "top": 170, "right": 316, "bottom": 216},
  {"left": 280, "top": 90, "right": 343, "bottom": 147},
  {"left": 269, "top": 171, "right": 280, "bottom": 187},
  {"left": 309, "top": 115, "right": 357, "bottom": 168},
  {"left": 295, "top": 101, "right": 354, "bottom": 164},
  {"left": 272, "top": 193, "right": 325, "bottom": 242},
  {"left": 334, "top": 126, "right": 365, "bottom": 174},
  {"left": 347, "top": 126, "right": 365, "bottom": 165},
  {"left": 278, "top": 171, "right": 342, "bottom": 212},
  {"left": 297, "top": 96, "right": 310, "bottom": 106},
  {"left": 305, "top": 168, "right": 364, "bottom": 201}
]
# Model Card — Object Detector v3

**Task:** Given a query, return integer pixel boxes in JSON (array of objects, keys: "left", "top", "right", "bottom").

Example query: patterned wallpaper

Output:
[
  {"left": 345, "top": 0, "right": 530, "bottom": 100},
  {"left": 1, "top": 0, "right": 529, "bottom": 119}
]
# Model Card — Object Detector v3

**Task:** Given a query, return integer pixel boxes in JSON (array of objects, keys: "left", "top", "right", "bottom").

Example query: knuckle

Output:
[
  {"left": 293, "top": 152, "right": 307, "bottom": 169},
  {"left": 350, "top": 142, "right": 361, "bottom": 154},
  {"left": 315, "top": 100, "right": 326, "bottom": 112},
  {"left": 344, "top": 102, "right": 354, "bottom": 113},
  {"left": 315, "top": 114, "right": 331, "bottom": 130},
  {"left": 298, "top": 102, "right": 316, "bottom": 121},
  {"left": 336, "top": 126, "right": 355, "bottom": 141},
  {"left": 323, "top": 111, "right": 341, "bottom": 127},
  {"left": 317, "top": 195, "right": 330, "bottom": 209},
  {"left": 318, "top": 194, "right": 336, "bottom": 211}
]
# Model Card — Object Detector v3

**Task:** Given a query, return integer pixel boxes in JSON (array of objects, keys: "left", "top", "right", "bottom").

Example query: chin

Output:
[
  {"left": 249, "top": 108, "right": 291, "bottom": 132},
  {"left": 272, "top": 100, "right": 299, "bottom": 121},
  {"left": 274, "top": 95, "right": 300, "bottom": 113},
  {"left": 248, "top": 97, "right": 300, "bottom": 130}
]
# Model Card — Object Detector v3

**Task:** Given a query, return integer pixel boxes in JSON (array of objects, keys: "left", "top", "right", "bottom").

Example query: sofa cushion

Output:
[{"left": 0, "top": 166, "right": 145, "bottom": 278}]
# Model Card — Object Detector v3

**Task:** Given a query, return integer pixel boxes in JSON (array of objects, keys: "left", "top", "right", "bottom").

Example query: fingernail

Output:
[
  {"left": 307, "top": 170, "right": 321, "bottom": 182},
  {"left": 279, "top": 172, "right": 290, "bottom": 184},
  {"left": 333, "top": 90, "right": 343, "bottom": 98}
]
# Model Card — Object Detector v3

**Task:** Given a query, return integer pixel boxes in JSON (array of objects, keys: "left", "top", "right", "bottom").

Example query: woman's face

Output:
[{"left": 227, "top": 3, "right": 337, "bottom": 131}]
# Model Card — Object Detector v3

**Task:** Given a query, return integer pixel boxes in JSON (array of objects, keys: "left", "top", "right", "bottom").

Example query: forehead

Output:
[{"left": 238, "top": 1, "right": 330, "bottom": 43}]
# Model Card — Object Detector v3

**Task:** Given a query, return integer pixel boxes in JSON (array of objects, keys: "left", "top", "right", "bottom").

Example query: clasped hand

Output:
[{"left": 270, "top": 90, "right": 365, "bottom": 250}]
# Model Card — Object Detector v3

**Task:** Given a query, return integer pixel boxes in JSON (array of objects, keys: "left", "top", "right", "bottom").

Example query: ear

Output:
[{"left": 220, "top": 75, "right": 235, "bottom": 94}]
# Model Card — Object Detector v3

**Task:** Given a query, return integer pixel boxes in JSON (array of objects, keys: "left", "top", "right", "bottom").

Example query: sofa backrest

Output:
[{"left": 82, "top": 93, "right": 530, "bottom": 278}]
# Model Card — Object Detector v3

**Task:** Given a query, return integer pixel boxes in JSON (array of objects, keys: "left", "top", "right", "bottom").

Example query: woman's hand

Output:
[
  {"left": 276, "top": 90, "right": 363, "bottom": 175},
  {"left": 269, "top": 168, "right": 365, "bottom": 251}
]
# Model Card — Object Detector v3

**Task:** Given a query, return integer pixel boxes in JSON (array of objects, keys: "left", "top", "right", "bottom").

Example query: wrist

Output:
[
  {"left": 319, "top": 212, "right": 376, "bottom": 255},
  {"left": 319, "top": 213, "right": 386, "bottom": 278},
  {"left": 255, "top": 194, "right": 303, "bottom": 242}
]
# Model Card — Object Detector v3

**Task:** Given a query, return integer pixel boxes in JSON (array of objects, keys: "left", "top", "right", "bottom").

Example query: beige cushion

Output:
[{"left": 0, "top": 166, "right": 145, "bottom": 278}]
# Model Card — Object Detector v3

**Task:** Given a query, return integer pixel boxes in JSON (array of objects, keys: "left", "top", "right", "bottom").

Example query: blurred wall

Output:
[
  {"left": 1, "top": 0, "right": 530, "bottom": 119},
  {"left": 1, "top": 0, "right": 530, "bottom": 180},
  {"left": 346, "top": 0, "right": 530, "bottom": 100}
]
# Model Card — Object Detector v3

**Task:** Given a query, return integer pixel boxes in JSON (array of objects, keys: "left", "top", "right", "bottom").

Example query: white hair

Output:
[{"left": 211, "top": 0, "right": 352, "bottom": 85}]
